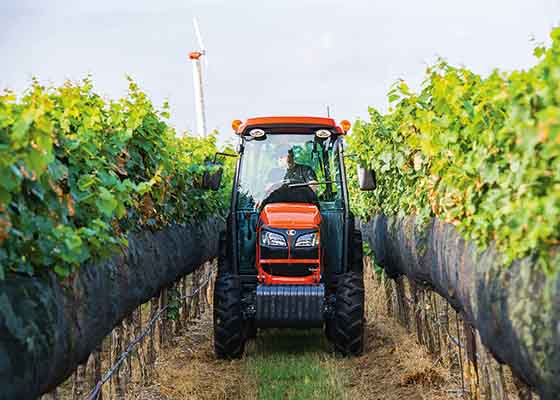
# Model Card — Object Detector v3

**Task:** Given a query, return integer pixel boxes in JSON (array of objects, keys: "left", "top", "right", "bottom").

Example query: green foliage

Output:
[
  {"left": 0, "top": 77, "right": 231, "bottom": 279},
  {"left": 348, "top": 28, "right": 560, "bottom": 273}
]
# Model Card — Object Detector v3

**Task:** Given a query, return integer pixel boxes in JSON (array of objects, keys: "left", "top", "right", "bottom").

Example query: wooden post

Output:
[
  {"left": 165, "top": 283, "right": 178, "bottom": 340},
  {"left": 93, "top": 346, "right": 103, "bottom": 400},
  {"left": 423, "top": 291, "right": 436, "bottom": 354},
  {"left": 199, "top": 263, "right": 207, "bottom": 315},
  {"left": 383, "top": 275, "right": 394, "bottom": 317},
  {"left": 207, "top": 261, "right": 215, "bottom": 309},
  {"left": 410, "top": 281, "right": 424, "bottom": 345},
  {"left": 192, "top": 269, "right": 200, "bottom": 319},
  {"left": 123, "top": 314, "right": 134, "bottom": 393},
  {"left": 512, "top": 374, "right": 533, "bottom": 400},
  {"left": 455, "top": 312, "right": 466, "bottom": 396},
  {"left": 147, "top": 295, "right": 158, "bottom": 382},
  {"left": 463, "top": 319, "right": 480, "bottom": 400},
  {"left": 484, "top": 346, "right": 509, "bottom": 400},
  {"left": 204, "top": 262, "right": 212, "bottom": 311},
  {"left": 104, "top": 332, "right": 112, "bottom": 398},
  {"left": 160, "top": 287, "right": 168, "bottom": 347},
  {"left": 197, "top": 267, "right": 203, "bottom": 318},
  {"left": 182, "top": 275, "right": 191, "bottom": 328},
  {"left": 441, "top": 301, "right": 454, "bottom": 368},
  {"left": 72, "top": 362, "right": 87, "bottom": 399},
  {"left": 133, "top": 305, "right": 146, "bottom": 385},
  {"left": 394, "top": 276, "right": 410, "bottom": 330},
  {"left": 176, "top": 278, "right": 186, "bottom": 334},
  {"left": 431, "top": 293, "right": 443, "bottom": 356},
  {"left": 113, "top": 322, "right": 124, "bottom": 400},
  {"left": 475, "top": 330, "right": 492, "bottom": 399}
]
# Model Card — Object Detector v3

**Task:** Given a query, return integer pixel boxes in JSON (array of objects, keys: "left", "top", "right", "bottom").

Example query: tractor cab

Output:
[{"left": 214, "top": 117, "right": 365, "bottom": 358}]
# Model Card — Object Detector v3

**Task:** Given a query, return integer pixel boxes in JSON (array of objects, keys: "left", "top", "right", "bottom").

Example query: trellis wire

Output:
[{"left": 84, "top": 267, "right": 214, "bottom": 400}]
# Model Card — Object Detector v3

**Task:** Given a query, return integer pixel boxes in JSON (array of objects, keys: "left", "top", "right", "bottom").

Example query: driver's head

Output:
[{"left": 275, "top": 147, "right": 294, "bottom": 168}]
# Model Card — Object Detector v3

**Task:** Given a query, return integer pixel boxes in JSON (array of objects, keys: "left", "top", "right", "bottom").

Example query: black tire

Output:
[
  {"left": 213, "top": 272, "right": 245, "bottom": 359},
  {"left": 326, "top": 227, "right": 363, "bottom": 342},
  {"left": 332, "top": 271, "right": 365, "bottom": 356}
]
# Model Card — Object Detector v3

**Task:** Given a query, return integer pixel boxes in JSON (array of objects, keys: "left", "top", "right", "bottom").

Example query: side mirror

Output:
[
  {"left": 199, "top": 151, "right": 237, "bottom": 190},
  {"left": 201, "top": 165, "right": 223, "bottom": 191},
  {"left": 357, "top": 164, "right": 376, "bottom": 191}
]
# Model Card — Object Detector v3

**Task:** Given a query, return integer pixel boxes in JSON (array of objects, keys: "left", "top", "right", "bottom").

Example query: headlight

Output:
[
  {"left": 261, "top": 231, "right": 287, "bottom": 247},
  {"left": 295, "top": 232, "right": 319, "bottom": 247}
]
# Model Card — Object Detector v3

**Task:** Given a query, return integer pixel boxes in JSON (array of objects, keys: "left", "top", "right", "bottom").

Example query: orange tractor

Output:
[{"left": 214, "top": 117, "right": 374, "bottom": 358}]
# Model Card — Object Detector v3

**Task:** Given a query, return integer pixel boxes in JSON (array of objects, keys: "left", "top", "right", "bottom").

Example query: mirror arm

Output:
[{"left": 213, "top": 151, "right": 238, "bottom": 163}]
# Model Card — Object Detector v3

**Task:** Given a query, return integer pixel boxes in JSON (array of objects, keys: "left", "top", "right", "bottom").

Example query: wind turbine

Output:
[{"left": 189, "top": 18, "right": 208, "bottom": 137}]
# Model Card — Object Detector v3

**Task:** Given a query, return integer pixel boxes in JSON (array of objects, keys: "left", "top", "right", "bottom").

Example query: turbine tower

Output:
[{"left": 189, "top": 18, "right": 207, "bottom": 137}]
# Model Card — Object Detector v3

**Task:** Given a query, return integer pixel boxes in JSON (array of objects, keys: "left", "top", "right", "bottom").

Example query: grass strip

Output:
[{"left": 244, "top": 329, "right": 346, "bottom": 400}]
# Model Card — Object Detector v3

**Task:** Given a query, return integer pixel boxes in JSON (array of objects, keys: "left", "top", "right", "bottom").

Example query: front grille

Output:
[
  {"left": 291, "top": 247, "right": 319, "bottom": 259},
  {"left": 262, "top": 263, "right": 314, "bottom": 277},
  {"left": 261, "top": 246, "right": 288, "bottom": 259}
]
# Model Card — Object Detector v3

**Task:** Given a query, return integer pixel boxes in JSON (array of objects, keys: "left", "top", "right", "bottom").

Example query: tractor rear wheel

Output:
[
  {"left": 332, "top": 271, "right": 365, "bottom": 356},
  {"left": 213, "top": 272, "right": 245, "bottom": 359}
]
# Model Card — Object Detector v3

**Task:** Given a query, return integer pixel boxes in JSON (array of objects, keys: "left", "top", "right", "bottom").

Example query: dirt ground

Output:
[{"left": 129, "top": 267, "right": 462, "bottom": 400}]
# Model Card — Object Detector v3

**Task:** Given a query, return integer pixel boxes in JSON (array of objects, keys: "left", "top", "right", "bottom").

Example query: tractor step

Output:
[{"left": 255, "top": 284, "right": 325, "bottom": 328}]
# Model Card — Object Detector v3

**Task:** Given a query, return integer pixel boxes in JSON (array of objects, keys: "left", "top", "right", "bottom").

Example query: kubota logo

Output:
[{"left": 287, "top": 229, "right": 296, "bottom": 236}]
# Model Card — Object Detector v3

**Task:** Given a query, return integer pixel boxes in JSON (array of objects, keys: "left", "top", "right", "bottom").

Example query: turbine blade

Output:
[{"left": 193, "top": 17, "right": 205, "bottom": 52}]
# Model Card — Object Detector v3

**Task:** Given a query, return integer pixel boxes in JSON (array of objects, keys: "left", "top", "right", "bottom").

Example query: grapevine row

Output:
[
  {"left": 0, "top": 78, "right": 230, "bottom": 279},
  {"left": 348, "top": 28, "right": 560, "bottom": 272}
]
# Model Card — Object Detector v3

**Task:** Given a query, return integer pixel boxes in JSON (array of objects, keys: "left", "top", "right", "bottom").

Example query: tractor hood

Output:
[{"left": 259, "top": 203, "right": 321, "bottom": 229}]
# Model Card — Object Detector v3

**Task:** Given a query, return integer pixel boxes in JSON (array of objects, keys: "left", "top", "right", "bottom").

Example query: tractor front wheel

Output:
[
  {"left": 213, "top": 272, "right": 245, "bottom": 359},
  {"left": 332, "top": 271, "right": 365, "bottom": 356}
]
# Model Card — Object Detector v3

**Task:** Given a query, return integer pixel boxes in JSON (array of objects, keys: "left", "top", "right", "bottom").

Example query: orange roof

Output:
[{"left": 236, "top": 116, "right": 343, "bottom": 134}]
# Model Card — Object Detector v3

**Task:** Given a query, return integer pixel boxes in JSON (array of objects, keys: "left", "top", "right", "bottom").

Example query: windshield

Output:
[{"left": 237, "top": 134, "right": 343, "bottom": 210}]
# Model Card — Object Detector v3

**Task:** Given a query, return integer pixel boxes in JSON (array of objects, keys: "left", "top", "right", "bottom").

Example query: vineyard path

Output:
[{"left": 129, "top": 263, "right": 459, "bottom": 400}]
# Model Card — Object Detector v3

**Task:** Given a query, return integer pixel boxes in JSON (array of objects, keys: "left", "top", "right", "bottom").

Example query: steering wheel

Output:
[{"left": 264, "top": 179, "right": 291, "bottom": 195}]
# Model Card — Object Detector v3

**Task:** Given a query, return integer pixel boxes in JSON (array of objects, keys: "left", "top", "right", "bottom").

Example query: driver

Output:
[
  {"left": 282, "top": 149, "right": 317, "bottom": 187},
  {"left": 267, "top": 147, "right": 318, "bottom": 188}
]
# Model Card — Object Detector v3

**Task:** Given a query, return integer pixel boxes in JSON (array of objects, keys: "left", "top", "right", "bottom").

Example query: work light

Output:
[
  {"left": 315, "top": 129, "right": 331, "bottom": 138},
  {"left": 249, "top": 128, "right": 266, "bottom": 138}
]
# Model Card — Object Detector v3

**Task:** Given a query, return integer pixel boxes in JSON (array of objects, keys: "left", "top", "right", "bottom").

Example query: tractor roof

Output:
[{"left": 235, "top": 116, "right": 345, "bottom": 135}]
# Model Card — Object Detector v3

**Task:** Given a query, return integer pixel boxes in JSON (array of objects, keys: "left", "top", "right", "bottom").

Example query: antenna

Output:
[
  {"left": 326, "top": 105, "right": 331, "bottom": 117},
  {"left": 189, "top": 17, "right": 207, "bottom": 137}
]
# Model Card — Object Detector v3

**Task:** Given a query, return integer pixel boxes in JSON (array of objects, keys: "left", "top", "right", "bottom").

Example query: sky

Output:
[{"left": 1, "top": 0, "right": 559, "bottom": 145}]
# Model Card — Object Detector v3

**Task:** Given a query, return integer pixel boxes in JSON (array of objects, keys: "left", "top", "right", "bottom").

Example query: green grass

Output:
[{"left": 244, "top": 329, "right": 347, "bottom": 400}]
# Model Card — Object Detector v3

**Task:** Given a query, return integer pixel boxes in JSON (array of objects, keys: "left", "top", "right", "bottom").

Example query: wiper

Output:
[{"left": 288, "top": 181, "right": 334, "bottom": 188}]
